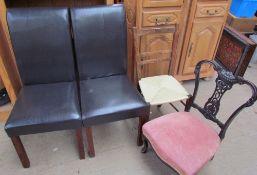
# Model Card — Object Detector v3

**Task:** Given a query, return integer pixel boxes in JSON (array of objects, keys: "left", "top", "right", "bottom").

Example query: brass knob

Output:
[
  {"left": 141, "top": 55, "right": 146, "bottom": 60},
  {"left": 207, "top": 10, "right": 215, "bottom": 15},
  {"left": 155, "top": 16, "right": 169, "bottom": 25}
]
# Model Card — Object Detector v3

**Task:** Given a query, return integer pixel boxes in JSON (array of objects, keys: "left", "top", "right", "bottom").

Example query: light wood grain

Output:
[
  {"left": 0, "top": 76, "right": 3, "bottom": 89},
  {"left": 178, "top": 0, "right": 199, "bottom": 77},
  {"left": 142, "top": 9, "right": 181, "bottom": 27},
  {"left": 0, "top": 103, "right": 12, "bottom": 122},
  {"left": 182, "top": 18, "right": 224, "bottom": 75},
  {"left": 140, "top": 51, "right": 172, "bottom": 62},
  {"left": 105, "top": 0, "right": 114, "bottom": 5},
  {"left": 135, "top": 0, "right": 182, "bottom": 80},
  {"left": 124, "top": 0, "right": 137, "bottom": 82},
  {"left": 140, "top": 60, "right": 170, "bottom": 78},
  {"left": 0, "top": 2, "right": 22, "bottom": 104},
  {"left": 134, "top": 27, "right": 175, "bottom": 80},
  {"left": 0, "top": 111, "right": 10, "bottom": 122},
  {"left": 177, "top": 0, "right": 231, "bottom": 81},
  {"left": 142, "top": 0, "right": 183, "bottom": 8},
  {"left": 169, "top": 0, "right": 191, "bottom": 76},
  {"left": 141, "top": 33, "right": 174, "bottom": 52},
  {"left": 195, "top": 2, "right": 228, "bottom": 18}
]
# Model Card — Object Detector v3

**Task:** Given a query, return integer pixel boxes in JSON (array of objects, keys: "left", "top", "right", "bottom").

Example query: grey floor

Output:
[{"left": 1, "top": 64, "right": 257, "bottom": 175}]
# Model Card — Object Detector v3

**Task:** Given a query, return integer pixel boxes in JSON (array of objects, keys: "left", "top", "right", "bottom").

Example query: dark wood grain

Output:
[
  {"left": 137, "top": 115, "right": 149, "bottom": 146},
  {"left": 76, "top": 128, "right": 85, "bottom": 159},
  {"left": 11, "top": 136, "right": 30, "bottom": 168},
  {"left": 85, "top": 127, "right": 95, "bottom": 157},
  {"left": 187, "top": 60, "right": 257, "bottom": 140}
]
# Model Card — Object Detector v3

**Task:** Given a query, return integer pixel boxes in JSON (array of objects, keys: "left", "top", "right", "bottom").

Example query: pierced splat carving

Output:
[
  {"left": 203, "top": 73, "right": 233, "bottom": 119},
  {"left": 185, "top": 60, "right": 257, "bottom": 140}
]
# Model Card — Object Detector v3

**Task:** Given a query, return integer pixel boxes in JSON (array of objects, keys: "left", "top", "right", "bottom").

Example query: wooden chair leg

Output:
[
  {"left": 85, "top": 127, "right": 95, "bottom": 157},
  {"left": 137, "top": 115, "right": 149, "bottom": 146},
  {"left": 11, "top": 136, "right": 30, "bottom": 168},
  {"left": 141, "top": 137, "right": 149, "bottom": 153},
  {"left": 210, "top": 155, "right": 215, "bottom": 161},
  {"left": 76, "top": 128, "right": 85, "bottom": 159}
]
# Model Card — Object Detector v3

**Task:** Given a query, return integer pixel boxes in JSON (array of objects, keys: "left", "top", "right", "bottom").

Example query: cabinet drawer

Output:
[
  {"left": 140, "top": 32, "right": 174, "bottom": 52},
  {"left": 143, "top": 0, "right": 184, "bottom": 7},
  {"left": 142, "top": 9, "right": 181, "bottom": 27},
  {"left": 195, "top": 2, "right": 228, "bottom": 18},
  {"left": 140, "top": 60, "right": 170, "bottom": 78}
]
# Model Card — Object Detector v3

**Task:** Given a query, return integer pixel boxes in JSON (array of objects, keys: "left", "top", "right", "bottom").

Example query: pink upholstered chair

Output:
[{"left": 142, "top": 60, "right": 257, "bottom": 175}]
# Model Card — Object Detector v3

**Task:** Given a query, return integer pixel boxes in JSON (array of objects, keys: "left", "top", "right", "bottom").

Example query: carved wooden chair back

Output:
[{"left": 185, "top": 60, "right": 257, "bottom": 140}]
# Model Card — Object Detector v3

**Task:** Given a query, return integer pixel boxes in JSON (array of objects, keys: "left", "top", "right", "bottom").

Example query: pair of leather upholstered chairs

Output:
[{"left": 5, "top": 5, "right": 150, "bottom": 168}]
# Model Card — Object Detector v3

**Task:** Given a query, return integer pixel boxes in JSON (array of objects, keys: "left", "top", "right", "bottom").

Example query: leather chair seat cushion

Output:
[
  {"left": 80, "top": 75, "right": 149, "bottom": 126},
  {"left": 143, "top": 112, "right": 220, "bottom": 175},
  {"left": 5, "top": 82, "right": 81, "bottom": 137}
]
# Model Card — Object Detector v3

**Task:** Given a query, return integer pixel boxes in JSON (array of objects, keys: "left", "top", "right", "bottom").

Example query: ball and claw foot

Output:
[{"left": 141, "top": 139, "right": 148, "bottom": 153}]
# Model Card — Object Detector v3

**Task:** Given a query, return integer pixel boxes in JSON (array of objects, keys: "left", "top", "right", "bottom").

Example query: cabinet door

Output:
[
  {"left": 140, "top": 32, "right": 174, "bottom": 53},
  {"left": 183, "top": 19, "right": 223, "bottom": 75}
]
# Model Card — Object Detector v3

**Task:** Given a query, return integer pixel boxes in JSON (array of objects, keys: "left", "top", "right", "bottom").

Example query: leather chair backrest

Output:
[
  {"left": 7, "top": 8, "right": 76, "bottom": 85},
  {"left": 71, "top": 5, "right": 127, "bottom": 80}
]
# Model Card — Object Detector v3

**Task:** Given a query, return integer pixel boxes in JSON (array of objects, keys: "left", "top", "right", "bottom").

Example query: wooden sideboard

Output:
[
  {"left": 177, "top": 0, "right": 231, "bottom": 81},
  {"left": 130, "top": 0, "right": 232, "bottom": 81},
  {"left": 0, "top": 0, "right": 231, "bottom": 105}
]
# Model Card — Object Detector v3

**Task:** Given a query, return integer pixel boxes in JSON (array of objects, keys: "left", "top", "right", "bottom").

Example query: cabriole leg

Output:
[
  {"left": 141, "top": 137, "right": 149, "bottom": 153},
  {"left": 137, "top": 115, "right": 149, "bottom": 146}
]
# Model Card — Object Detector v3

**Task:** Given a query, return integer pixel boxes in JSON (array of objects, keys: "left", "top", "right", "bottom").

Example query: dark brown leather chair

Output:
[
  {"left": 5, "top": 8, "right": 85, "bottom": 168},
  {"left": 71, "top": 5, "right": 150, "bottom": 157}
]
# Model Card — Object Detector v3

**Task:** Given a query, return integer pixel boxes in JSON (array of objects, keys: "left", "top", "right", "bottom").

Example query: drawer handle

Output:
[
  {"left": 155, "top": 16, "right": 170, "bottom": 25},
  {"left": 141, "top": 55, "right": 146, "bottom": 60},
  {"left": 207, "top": 9, "right": 218, "bottom": 16},
  {"left": 188, "top": 42, "right": 194, "bottom": 57}
]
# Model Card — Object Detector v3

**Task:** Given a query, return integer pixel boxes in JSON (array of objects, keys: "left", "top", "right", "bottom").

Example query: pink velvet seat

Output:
[{"left": 143, "top": 112, "right": 220, "bottom": 175}]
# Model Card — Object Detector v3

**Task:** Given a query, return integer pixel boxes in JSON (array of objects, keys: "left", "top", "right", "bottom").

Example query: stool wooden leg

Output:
[
  {"left": 76, "top": 128, "right": 85, "bottom": 159},
  {"left": 11, "top": 136, "right": 30, "bottom": 168},
  {"left": 85, "top": 127, "right": 95, "bottom": 157}
]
